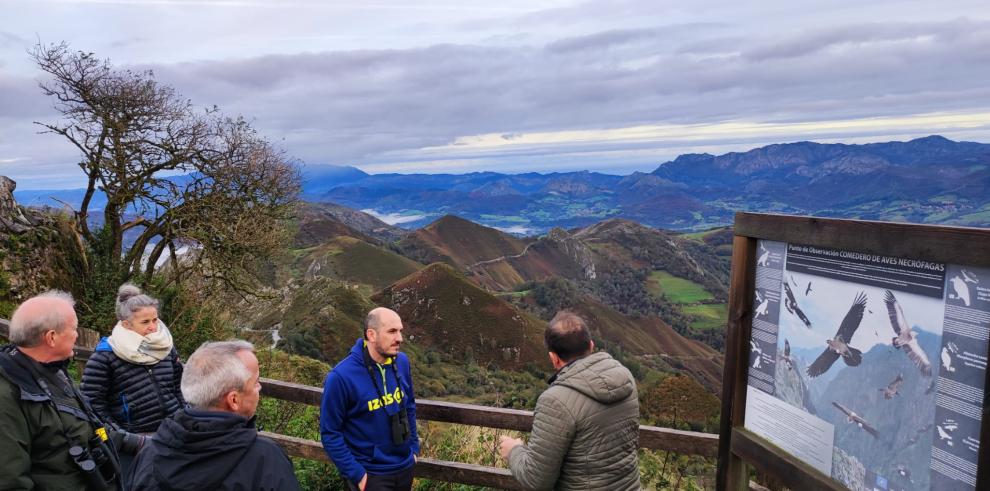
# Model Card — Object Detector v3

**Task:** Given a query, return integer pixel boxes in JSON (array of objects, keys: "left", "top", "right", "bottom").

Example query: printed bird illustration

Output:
[
  {"left": 781, "top": 339, "right": 795, "bottom": 370},
  {"left": 754, "top": 290, "right": 770, "bottom": 318},
  {"left": 936, "top": 425, "right": 954, "bottom": 446},
  {"left": 832, "top": 401, "right": 879, "bottom": 438},
  {"left": 885, "top": 290, "right": 932, "bottom": 376},
  {"left": 941, "top": 347, "right": 955, "bottom": 373},
  {"left": 961, "top": 269, "right": 979, "bottom": 284},
  {"left": 750, "top": 340, "right": 763, "bottom": 369},
  {"left": 783, "top": 282, "right": 812, "bottom": 328},
  {"left": 805, "top": 281, "right": 813, "bottom": 296},
  {"left": 757, "top": 243, "right": 770, "bottom": 267},
  {"left": 878, "top": 373, "right": 903, "bottom": 399},
  {"left": 949, "top": 275, "right": 972, "bottom": 307},
  {"left": 807, "top": 292, "right": 867, "bottom": 378}
]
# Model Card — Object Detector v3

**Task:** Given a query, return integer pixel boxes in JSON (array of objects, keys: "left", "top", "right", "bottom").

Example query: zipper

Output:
[{"left": 148, "top": 366, "right": 167, "bottom": 421}]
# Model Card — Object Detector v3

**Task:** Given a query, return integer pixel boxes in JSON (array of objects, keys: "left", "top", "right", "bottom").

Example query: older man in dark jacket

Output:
[
  {"left": 0, "top": 291, "right": 144, "bottom": 491},
  {"left": 127, "top": 340, "right": 300, "bottom": 491},
  {"left": 500, "top": 311, "right": 641, "bottom": 490}
]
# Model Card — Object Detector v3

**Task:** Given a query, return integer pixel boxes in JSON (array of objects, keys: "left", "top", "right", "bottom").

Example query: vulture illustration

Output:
[
  {"left": 750, "top": 341, "right": 763, "bottom": 369},
  {"left": 807, "top": 292, "right": 867, "bottom": 378},
  {"left": 885, "top": 290, "right": 932, "bottom": 376},
  {"left": 942, "top": 347, "right": 956, "bottom": 373},
  {"left": 961, "top": 269, "right": 979, "bottom": 284},
  {"left": 936, "top": 425, "right": 954, "bottom": 446},
  {"left": 832, "top": 401, "right": 879, "bottom": 438},
  {"left": 878, "top": 373, "right": 903, "bottom": 399},
  {"left": 949, "top": 275, "right": 972, "bottom": 307},
  {"left": 781, "top": 339, "right": 795, "bottom": 370},
  {"left": 783, "top": 282, "right": 812, "bottom": 328},
  {"left": 754, "top": 290, "right": 770, "bottom": 318},
  {"left": 757, "top": 243, "right": 770, "bottom": 267},
  {"left": 805, "top": 281, "right": 813, "bottom": 296}
]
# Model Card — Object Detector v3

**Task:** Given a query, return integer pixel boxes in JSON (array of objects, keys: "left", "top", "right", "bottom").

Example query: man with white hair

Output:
[
  {"left": 0, "top": 291, "right": 145, "bottom": 490},
  {"left": 127, "top": 340, "right": 300, "bottom": 490}
]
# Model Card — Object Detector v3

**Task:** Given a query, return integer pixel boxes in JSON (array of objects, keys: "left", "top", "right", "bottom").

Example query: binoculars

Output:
[
  {"left": 390, "top": 408, "right": 410, "bottom": 446},
  {"left": 68, "top": 435, "right": 119, "bottom": 491}
]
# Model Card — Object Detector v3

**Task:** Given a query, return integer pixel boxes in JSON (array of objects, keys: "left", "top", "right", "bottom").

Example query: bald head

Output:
[
  {"left": 364, "top": 307, "right": 401, "bottom": 339},
  {"left": 364, "top": 307, "right": 404, "bottom": 363},
  {"left": 545, "top": 311, "right": 593, "bottom": 363},
  {"left": 9, "top": 291, "right": 76, "bottom": 348}
]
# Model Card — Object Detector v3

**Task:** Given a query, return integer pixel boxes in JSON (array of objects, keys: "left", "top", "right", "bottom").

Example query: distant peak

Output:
[
  {"left": 430, "top": 214, "right": 475, "bottom": 228},
  {"left": 908, "top": 135, "right": 951, "bottom": 144}
]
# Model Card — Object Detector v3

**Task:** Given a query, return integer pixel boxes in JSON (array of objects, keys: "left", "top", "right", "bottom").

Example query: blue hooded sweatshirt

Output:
[{"left": 320, "top": 338, "right": 419, "bottom": 485}]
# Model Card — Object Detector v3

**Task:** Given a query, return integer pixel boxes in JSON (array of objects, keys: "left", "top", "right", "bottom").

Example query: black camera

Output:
[
  {"left": 87, "top": 435, "right": 119, "bottom": 486},
  {"left": 69, "top": 445, "right": 110, "bottom": 491},
  {"left": 390, "top": 408, "right": 410, "bottom": 445}
]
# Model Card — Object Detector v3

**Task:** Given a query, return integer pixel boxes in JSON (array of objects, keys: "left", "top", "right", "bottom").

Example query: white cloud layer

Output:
[{"left": 2, "top": 0, "right": 990, "bottom": 188}]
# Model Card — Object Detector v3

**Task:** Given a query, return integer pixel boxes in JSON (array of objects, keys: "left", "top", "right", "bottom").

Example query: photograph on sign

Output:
[{"left": 744, "top": 240, "right": 989, "bottom": 491}]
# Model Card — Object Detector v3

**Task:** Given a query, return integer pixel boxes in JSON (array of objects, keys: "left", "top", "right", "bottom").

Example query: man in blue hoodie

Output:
[{"left": 321, "top": 307, "right": 420, "bottom": 491}]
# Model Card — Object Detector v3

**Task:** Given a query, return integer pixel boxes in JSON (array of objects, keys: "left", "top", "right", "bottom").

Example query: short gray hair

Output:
[
  {"left": 181, "top": 340, "right": 255, "bottom": 409},
  {"left": 115, "top": 283, "right": 159, "bottom": 321},
  {"left": 8, "top": 290, "right": 75, "bottom": 347}
]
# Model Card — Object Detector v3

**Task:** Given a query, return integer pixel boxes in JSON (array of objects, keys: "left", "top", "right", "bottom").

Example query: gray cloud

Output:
[
  {"left": 140, "top": 16, "right": 990, "bottom": 164},
  {"left": 4, "top": 1, "right": 990, "bottom": 185}
]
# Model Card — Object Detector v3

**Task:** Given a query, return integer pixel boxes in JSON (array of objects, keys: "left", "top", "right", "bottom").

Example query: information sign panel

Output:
[{"left": 742, "top": 240, "right": 989, "bottom": 491}]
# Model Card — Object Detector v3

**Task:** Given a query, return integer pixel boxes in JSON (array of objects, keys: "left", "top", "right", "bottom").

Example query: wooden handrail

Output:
[
  {"left": 258, "top": 378, "right": 720, "bottom": 457},
  {"left": 3, "top": 318, "right": 722, "bottom": 489}
]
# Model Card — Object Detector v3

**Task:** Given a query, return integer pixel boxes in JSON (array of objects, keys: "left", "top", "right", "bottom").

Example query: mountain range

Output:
[
  {"left": 15, "top": 135, "right": 989, "bottom": 233},
  {"left": 296, "top": 135, "right": 990, "bottom": 232}
]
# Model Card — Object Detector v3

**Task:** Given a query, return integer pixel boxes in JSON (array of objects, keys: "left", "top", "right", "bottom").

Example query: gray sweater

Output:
[{"left": 509, "top": 351, "right": 641, "bottom": 490}]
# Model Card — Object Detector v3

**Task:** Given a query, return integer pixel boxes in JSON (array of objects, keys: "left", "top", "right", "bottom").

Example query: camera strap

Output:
[
  {"left": 9, "top": 349, "right": 123, "bottom": 468},
  {"left": 362, "top": 344, "right": 403, "bottom": 410}
]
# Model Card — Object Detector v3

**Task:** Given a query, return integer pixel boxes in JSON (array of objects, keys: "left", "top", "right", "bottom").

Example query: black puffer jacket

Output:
[
  {"left": 81, "top": 338, "right": 185, "bottom": 434},
  {"left": 127, "top": 408, "right": 301, "bottom": 491}
]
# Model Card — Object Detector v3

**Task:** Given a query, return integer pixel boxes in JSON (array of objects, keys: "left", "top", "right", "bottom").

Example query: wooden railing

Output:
[
  {"left": 2, "top": 318, "right": 725, "bottom": 489},
  {"left": 257, "top": 377, "right": 720, "bottom": 489}
]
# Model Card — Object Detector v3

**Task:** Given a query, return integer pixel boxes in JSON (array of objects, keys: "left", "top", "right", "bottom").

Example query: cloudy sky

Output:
[{"left": 2, "top": 0, "right": 990, "bottom": 189}]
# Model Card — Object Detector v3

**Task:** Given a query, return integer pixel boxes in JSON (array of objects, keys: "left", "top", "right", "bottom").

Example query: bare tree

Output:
[{"left": 31, "top": 42, "right": 300, "bottom": 304}]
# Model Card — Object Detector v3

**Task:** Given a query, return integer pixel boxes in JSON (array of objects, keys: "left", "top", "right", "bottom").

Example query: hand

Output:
[
  {"left": 358, "top": 474, "right": 368, "bottom": 491},
  {"left": 499, "top": 436, "right": 523, "bottom": 461}
]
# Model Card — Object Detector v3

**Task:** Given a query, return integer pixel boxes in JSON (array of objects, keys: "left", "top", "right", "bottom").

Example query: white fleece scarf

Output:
[{"left": 107, "top": 320, "right": 174, "bottom": 365}]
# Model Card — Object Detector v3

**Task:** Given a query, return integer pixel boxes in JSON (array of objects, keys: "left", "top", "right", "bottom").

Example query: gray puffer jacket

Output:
[{"left": 509, "top": 351, "right": 641, "bottom": 490}]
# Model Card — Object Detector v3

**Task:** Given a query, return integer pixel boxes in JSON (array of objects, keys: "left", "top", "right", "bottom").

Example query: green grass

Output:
[
  {"left": 682, "top": 303, "right": 727, "bottom": 330},
  {"left": 496, "top": 290, "right": 529, "bottom": 298},
  {"left": 647, "top": 271, "right": 713, "bottom": 304}
]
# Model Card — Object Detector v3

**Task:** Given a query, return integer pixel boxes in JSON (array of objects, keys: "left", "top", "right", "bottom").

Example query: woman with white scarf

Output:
[{"left": 81, "top": 283, "right": 185, "bottom": 436}]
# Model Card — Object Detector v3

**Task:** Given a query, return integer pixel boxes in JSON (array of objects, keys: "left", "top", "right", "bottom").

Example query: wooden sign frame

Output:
[{"left": 716, "top": 212, "right": 990, "bottom": 491}]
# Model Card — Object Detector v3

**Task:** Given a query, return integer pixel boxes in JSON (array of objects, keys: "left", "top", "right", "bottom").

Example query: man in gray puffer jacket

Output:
[{"left": 500, "top": 311, "right": 641, "bottom": 490}]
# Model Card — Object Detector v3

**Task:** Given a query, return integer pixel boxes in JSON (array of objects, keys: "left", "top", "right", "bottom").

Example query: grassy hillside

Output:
[
  {"left": 647, "top": 270, "right": 714, "bottom": 304},
  {"left": 292, "top": 236, "right": 422, "bottom": 290},
  {"left": 373, "top": 263, "right": 548, "bottom": 370},
  {"left": 568, "top": 299, "right": 723, "bottom": 392},
  {"left": 397, "top": 215, "right": 528, "bottom": 268},
  {"left": 682, "top": 304, "right": 728, "bottom": 331},
  {"left": 237, "top": 276, "right": 375, "bottom": 364}
]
